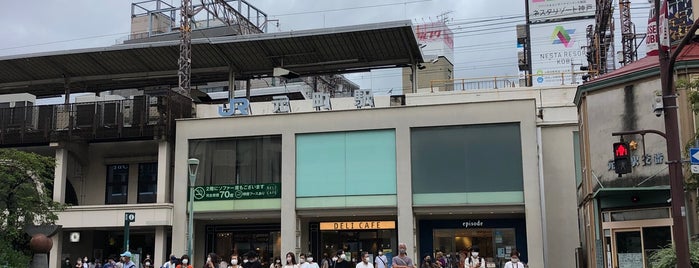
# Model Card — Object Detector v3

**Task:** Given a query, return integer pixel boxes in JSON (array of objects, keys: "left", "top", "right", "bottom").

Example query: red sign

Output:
[{"left": 647, "top": 0, "right": 670, "bottom": 56}]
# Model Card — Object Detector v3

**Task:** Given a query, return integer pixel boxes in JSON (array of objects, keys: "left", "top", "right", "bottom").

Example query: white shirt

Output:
[
  {"left": 301, "top": 262, "right": 311, "bottom": 268},
  {"left": 356, "top": 262, "right": 374, "bottom": 268},
  {"left": 503, "top": 262, "right": 524, "bottom": 268},
  {"left": 374, "top": 255, "right": 387, "bottom": 268},
  {"left": 464, "top": 257, "right": 483, "bottom": 268},
  {"left": 308, "top": 262, "right": 320, "bottom": 268}
]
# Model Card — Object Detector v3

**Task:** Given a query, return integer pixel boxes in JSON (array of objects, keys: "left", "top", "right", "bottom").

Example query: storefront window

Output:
[
  {"left": 310, "top": 221, "right": 397, "bottom": 264},
  {"left": 432, "top": 228, "right": 515, "bottom": 264},
  {"left": 137, "top": 163, "right": 157, "bottom": 203},
  {"left": 411, "top": 123, "right": 523, "bottom": 194},
  {"left": 206, "top": 224, "right": 281, "bottom": 264},
  {"left": 189, "top": 136, "right": 281, "bottom": 186}
]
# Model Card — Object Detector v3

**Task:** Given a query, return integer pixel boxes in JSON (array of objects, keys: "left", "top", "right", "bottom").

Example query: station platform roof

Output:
[{"left": 0, "top": 20, "right": 423, "bottom": 97}]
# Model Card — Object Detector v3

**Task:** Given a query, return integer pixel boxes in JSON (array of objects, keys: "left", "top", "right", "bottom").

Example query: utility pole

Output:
[{"left": 655, "top": 0, "right": 699, "bottom": 266}]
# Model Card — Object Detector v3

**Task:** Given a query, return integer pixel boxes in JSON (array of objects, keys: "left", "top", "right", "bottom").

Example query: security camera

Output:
[{"left": 652, "top": 92, "right": 663, "bottom": 117}]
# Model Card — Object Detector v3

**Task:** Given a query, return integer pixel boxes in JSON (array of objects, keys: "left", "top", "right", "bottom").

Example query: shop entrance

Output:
[
  {"left": 432, "top": 228, "right": 516, "bottom": 268},
  {"left": 601, "top": 207, "right": 673, "bottom": 268},
  {"left": 310, "top": 221, "right": 397, "bottom": 265}
]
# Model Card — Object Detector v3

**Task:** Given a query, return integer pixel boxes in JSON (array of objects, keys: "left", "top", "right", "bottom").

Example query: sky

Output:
[{"left": 1, "top": 0, "right": 653, "bottom": 95}]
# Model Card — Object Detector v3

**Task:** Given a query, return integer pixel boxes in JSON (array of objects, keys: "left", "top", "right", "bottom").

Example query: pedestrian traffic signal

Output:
[{"left": 613, "top": 142, "right": 632, "bottom": 174}]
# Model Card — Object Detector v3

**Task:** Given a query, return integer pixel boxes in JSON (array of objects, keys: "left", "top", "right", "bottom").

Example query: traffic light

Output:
[{"left": 613, "top": 142, "right": 632, "bottom": 174}]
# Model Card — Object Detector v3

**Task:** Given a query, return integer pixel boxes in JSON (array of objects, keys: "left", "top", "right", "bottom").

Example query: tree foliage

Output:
[
  {"left": 648, "top": 241, "right": 699, "bottom": 267},
  {"left": 0, "top": 149, "right": 64, "bottom": 263}
]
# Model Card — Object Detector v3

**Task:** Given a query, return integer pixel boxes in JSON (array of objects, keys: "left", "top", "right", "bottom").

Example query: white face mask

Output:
[
  {"left": 300, "top": 258, "right": 306, "bottom": 263},
  {"left": 308, "top": 257, "right": 313, "bottom": 262},
  {"left": 511, "top": 258, "right": 518, "bottom": 263},
  {"left": 276, "top": 260, "right": 281, "bottom": 264},
  {"left": 244, "top": 259, "right": 250, "bottom": 263},
  {"left": 84, "top": 258, "right": 88, "bottom": 262},
  {"left": 146, "top": 262, "right": 151, "bottom": 266},
  {"left": 208, "top": 258, "right": 212, "bottom": 262},
  {"left": 471, "top": 253, "right": 479, "bottom": 257},
  {"left": 231, "top": 259, "right": 238, "bottom": 265},
  {"left": 340, "top": 254, "right": 346, "bottom": 260},
  {"left": 182, "top": 259, "right": 189, "bottom": 265},
  {"left": 378, "top": 252, "right": 383, "bottom": 256},
  {"left": 332, "top": 257, "right": 338, "bottom": 262},
  {"left": 365, "top": 257, "right": 371, "bottom": 263}
]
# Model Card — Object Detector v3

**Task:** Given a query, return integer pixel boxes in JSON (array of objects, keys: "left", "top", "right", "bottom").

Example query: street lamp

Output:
[{"left": 187, "top": 158, "right": 199, "bottom": 259}]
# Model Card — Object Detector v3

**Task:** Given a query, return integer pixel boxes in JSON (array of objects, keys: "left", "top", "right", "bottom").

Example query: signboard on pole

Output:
[
  {"left": 192, "top": 183, "right": 281, "bottom": 201},
  {"left": 530, "top": 19, "right": 592, "bottom": 86},
  {"left": 528, "top": 0, "right": 595, "bottom": 23}
]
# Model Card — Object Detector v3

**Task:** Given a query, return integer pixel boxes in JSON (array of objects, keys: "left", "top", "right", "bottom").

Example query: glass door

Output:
[{"left": 614, "top": 229, "right": 643, "bottom": 268}]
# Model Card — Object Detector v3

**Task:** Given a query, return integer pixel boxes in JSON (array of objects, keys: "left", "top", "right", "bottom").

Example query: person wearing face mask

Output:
[
  {"left": 142, "top": 254, "right": 153, "bottom": 268},
  {"left": 204, "top": 253, "right": 219, "bottom": 268},
  {"left": 177, "top": 254, "right": 194, "bottom": 268},
  {"left": 269, "top": 257, "right": 281, "bottom": 268},
  {"left": 83, "top": 257, "right": 90, "bottom": 268},
  {"left": 299, "top": 253, "right": 309, "bottom": 268},
  {"left": 230, "top": 254, "right": 242, "bottom": 268},
  {"left": 63, "top": 258, "right": 72, "bottom": 268},
  {"left": 374, "top": 250, "right": 387, "bottom": 268},
  {"left": 464, "top": 247, "right": 484, "bottom": 268},
  {"left": 306, "top": 253, "right": 319, "bottom": 268},
  {"left": 334, "top": 251, "right": 348, "bottom": 268},
  {"left": 283, "top": 252, "right": 298, "bottom": 268},
  {"left": 355, "top": 252, "right": 373, "bottom": 268},
  {"left": 245, "top": 251, "right": 262, "bottom": 268},
  {"left": 503, "top": 250, "right": 523, "bottom": 268},
  {"left": 420, "top": 254, "right": 438, "bottom": 268},
  {"left": 391, "top": 243, "right": 414, "bottom": 268}
]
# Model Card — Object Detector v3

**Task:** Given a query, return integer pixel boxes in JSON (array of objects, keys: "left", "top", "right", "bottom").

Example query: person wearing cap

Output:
[
  {"left": 464, "top": 247, "right": 484, "bottom": 268},
  {"left": 121, "top": 251, "right": 136, "bottom": 268}
]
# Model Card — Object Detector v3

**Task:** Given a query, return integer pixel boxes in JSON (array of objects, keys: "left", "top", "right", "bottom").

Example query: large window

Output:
[
  {"left": 411, "top": 123, "right": 523, "bottom": 193},
  {"left": 296, "top": 130, "right": 397, "bottom": 197},
  {"left": 189, "top": 135, "right": 282, "bottom": 185},
  {"left": 138, "top": 163, "right": 158, "bottom": 203},
  {"left": 106, "top": 164, "right": 129, "bottom": 204}
]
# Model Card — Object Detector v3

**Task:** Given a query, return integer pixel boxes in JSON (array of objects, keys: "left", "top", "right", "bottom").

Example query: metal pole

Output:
[
  {"left": 655, "top": 0, "right": 691, "bottom": 266},
  {"left": 124, "top": 220, "right": 130, "bottom": 252},
  {"left": 188, "top": 176, "right": 194, "bottom": 259}
]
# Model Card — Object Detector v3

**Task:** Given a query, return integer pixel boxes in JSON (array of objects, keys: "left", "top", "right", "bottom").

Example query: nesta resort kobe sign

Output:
[{"left": 192, "top": 183, "right": 281, "bottom": 201}]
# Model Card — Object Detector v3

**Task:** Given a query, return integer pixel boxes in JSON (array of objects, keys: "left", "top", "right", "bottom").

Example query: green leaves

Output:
[
  {"left": 0, "top": 149, "right": 64, "bottom": 265},
  {"left": 648, "top": 241, "right": 699, "bottom": 268}
]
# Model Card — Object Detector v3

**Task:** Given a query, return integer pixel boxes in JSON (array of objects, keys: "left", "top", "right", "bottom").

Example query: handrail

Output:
[{"left": 429, "top": 71, "right": 599, "bottom": 92}]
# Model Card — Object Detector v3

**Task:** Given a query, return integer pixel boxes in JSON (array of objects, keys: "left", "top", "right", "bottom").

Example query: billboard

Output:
[
  {"left": 415, "top": 22, "right": 455, "bottom": 63},
  {"left": 530, "top": 19, "right": 593, "bottom": 86},
  {"left": 668, "top": 0, "right": 694, "bottom": 42},
  {"left": 528, "top": 0, "right": 595, "bottom": 22}
]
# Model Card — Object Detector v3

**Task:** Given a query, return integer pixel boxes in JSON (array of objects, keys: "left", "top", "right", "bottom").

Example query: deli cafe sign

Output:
[{"left": 320, "top": 221, "right": 396, "bottom": 231}]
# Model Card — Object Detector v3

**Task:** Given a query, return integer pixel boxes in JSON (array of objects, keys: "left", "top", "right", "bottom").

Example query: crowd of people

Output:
[{"left": 63, "top": 242, "right": 525, "bottom": 268}]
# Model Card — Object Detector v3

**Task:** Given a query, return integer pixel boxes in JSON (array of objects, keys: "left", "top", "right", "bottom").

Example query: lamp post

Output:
[{"left": 187, "top": 158, "right": 199, "bottom": 259}]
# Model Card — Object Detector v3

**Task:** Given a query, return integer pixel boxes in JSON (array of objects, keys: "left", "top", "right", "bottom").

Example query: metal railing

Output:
[
  {"left": 429, "top": 72, "right": 594, "bottom": 92},
  {"left": 0, "top": 90, "right": 192, "bottom": 147},
  {"left": 129, "top": 0, "right": 269, "bottom": 40}
]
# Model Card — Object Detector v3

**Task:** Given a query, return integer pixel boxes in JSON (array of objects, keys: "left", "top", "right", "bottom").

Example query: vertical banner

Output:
[
  {"left": 647, "top": 0, "right": 670, "bottom": 55},
  {"left": 668, "top": 0, "right": 694, "bottom": 42}
]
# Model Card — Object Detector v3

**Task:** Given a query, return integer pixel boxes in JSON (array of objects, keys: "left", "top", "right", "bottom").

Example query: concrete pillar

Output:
[
  {"left": 53, "top": 147, "right": 68, "bottom": 203},
  {"left": 49, "top": 231, "right": 63, "bottom": 268},
  {"left": 228, "top": 68, "right": 236, "bottom": 101},
  {"left": 395, "top": 127, "right": 415, "bottom": 260},
  {"left": 172, "top": 132, "right": 189, "bottom": 260},
  {"left": 281, "top": 133, "right": 297, "bottom": 254},
  {"left": 155, "top": 227, "right": 167, "bottom": 267},
  {"left": 157, "top": 141, "right": 171, "bottom": 203}
]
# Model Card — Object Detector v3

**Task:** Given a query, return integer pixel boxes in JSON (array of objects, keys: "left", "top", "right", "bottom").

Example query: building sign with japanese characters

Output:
[
  {"left": 528, "top": 0, "right": 595, "bottom": 23},
  {"left": 607, "top": 153, "right": 665, "bottom": 171},
  {"left": 192, "top": 183, "right": 281, "bottom": 201},
  {"left": 354, "top": 89, "right": 375, "bottom": 108}
]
